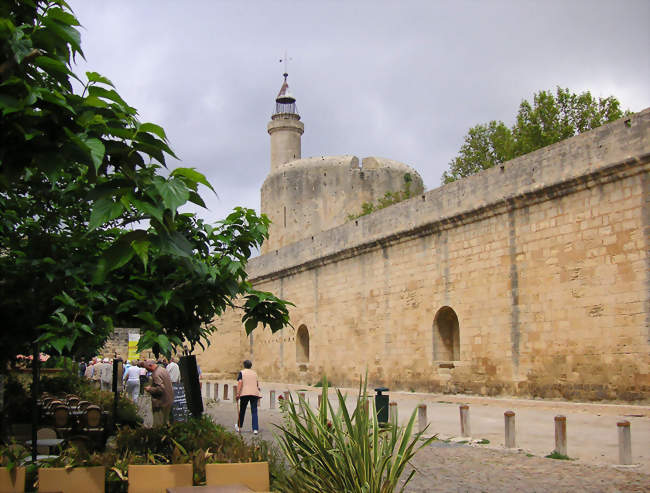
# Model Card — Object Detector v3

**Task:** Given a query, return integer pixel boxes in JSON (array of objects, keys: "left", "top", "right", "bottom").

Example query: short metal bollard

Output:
[
  {"left": 223, "top": 383, "right": 229, "bottom": 400},
  {"left": 269, "top": 390, "right": 276, "bottom": 409},
  {"left": 617, "top": 420, "right": 632, "bottom": 465},
  {"left": 389, "top": 401, "right": 398, "bottom": 423},
  {"left": 554, "top": 415, "right": 567, "bottom": 456},
  {"left": 460, "top": 404, "right": 471, "bottom": 437},
  {"left": 417, "top": 404, "right": 427, "bottom": 433},
  {"left": 504, "top": 410, "right": 516, "bottom": 448}
]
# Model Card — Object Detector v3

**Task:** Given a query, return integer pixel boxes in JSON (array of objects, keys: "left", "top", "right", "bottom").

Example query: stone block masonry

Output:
[{"left": 199, "top": 109, "right": 650, "bottom": 402}]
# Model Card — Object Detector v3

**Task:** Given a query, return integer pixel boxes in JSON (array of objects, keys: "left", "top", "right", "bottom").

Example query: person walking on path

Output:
[
  {"left": 236, "top": 360, "right": 261, "bottom": 434},
  {"left": 166, "top": 357, "right": 180, "bottom": 384},
  {"left": 123, "top": 361, "right": 141, "bottom": 403},
  {"left": 100, "top": 358, "right": 113, "bottom": 391},
  {"left": 144, "top": 359, "right": 173, "bottom": 426}
]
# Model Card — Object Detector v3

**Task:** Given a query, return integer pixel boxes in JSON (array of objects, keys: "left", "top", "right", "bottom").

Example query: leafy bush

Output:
[
  {"left": 113, "top": 416, "right": 286, "bottom": 486},
  {"left": 274, "top": 377, "right": 435, "bottom": 493}
]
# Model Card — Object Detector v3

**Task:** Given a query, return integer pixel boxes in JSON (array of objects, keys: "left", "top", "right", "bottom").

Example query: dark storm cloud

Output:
[{"left": 69, "top": 0, "right": 649, "bottom": 225}]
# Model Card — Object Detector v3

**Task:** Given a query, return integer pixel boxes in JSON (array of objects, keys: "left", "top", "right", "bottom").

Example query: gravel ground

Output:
[{"left": 201, "top": 399, "right": 650, "bottom": 493}]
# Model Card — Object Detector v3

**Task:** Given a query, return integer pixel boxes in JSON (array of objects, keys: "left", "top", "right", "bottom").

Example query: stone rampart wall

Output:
[{"left": 199, "top": 109, "right": 650, "bottom": 401}]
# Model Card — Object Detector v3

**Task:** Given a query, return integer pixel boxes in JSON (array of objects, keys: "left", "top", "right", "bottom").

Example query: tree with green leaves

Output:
[
  {"left": 0, "top": 0, "right": 291, "bottom": 368},
  {"left": 442, "top": 87, "right": 629, "bottom": 183}
]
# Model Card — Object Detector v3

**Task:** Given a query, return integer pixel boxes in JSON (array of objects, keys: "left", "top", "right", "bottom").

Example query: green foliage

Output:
[
  {"left": 0, "top": 0, "right": 291, "bottom": 367},
  {"left": 1, "top": 375, "right": 31, "bottom": 424},
  {"left": 347, "top": 173, "right": 415, "bottom": 221},
  {"left": 545, "top": 451, "right": 572, "bottom": 460},
  {"left": 110, "top": 416, "right": 285, "bottom": 486},
  {"left": 442, "top": 87, "right": 630, "bottom": 183},
  {"left": 0, "top": 441, "right": 29, "bottom": 473},
  {"left": 274, "top": 377, "right": 436, "bottom": 493}
]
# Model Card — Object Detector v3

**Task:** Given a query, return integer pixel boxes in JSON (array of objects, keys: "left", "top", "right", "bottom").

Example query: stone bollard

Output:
[
  {"left": 504, "top": 411, "right": 516, "bottom": 448},
  {"left": 223, "top": 384, "right": 229, "bottom": 400},
  {"left": 417, "top": 404, "right": 427, "bottom": 433},
  {"left": 617, "top": 420, "right": 632, "bottom": 465},
  {"left": 283, "top": 390, "right": 290, "bottom": 402},
  {"left": 389, "top": 401, "right": 398, "bottom": 423},
  {"left": 298, "top": 391, "right": 306, "bottom": 404},
  {"left": 554, "top": 415, "right": 567, "bottom": 456},
  {"left": 459, "top": 404, "right": 471, "bottom": 437},
  {"left": 214, "top": 382, "right": 219, "bottom": 400},
  {"left": 269, "top": 390, "right": 276, "bottom": 409},
  {"left": 201, "top": 381, "right": 206, "bottom": 397}
]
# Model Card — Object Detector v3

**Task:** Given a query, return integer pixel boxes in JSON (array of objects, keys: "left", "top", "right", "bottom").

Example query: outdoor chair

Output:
[
  {"left": 35, "top": 427, "right": 58, "bottom": 455},
  {"left": 81, "top": 405, "right": 104, "bottom": 450},
  {"left": 53, "top": 406, "right": 73, "bottom": 438}
]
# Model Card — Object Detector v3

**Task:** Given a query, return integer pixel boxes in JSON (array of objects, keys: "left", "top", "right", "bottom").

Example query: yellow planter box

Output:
[
  {"left": 127, "top": 464, "right": 193, "bottom": 493},
  {"left": 205, "top": 462, "right": 269, "bottom": 491},
  {"left": 38, "top": 466, "right": 105, "bottom": 493},
  {"left": 0, "top": 467, "right": 25, "bottom": 493}
]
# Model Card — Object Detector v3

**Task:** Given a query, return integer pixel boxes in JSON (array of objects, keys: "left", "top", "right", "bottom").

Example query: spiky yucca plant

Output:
[{"left": 274, "top": 378, "right": 435, "bottom": 493}]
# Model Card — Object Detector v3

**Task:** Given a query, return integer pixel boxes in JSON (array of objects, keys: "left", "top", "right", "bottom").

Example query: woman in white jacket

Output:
[{"left": 235, "top": 360, "right": 261, "bottom": 434}]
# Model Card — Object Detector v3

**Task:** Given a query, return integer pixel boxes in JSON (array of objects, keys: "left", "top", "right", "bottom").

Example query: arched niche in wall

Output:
[
  {"left": 433, "top": 306, "right": 460, "bottom": 361},
  {"left": 296, "top": 324, "right": 310, "bottom": 363}
]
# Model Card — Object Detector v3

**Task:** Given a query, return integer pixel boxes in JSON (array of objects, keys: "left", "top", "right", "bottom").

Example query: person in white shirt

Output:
[
  {"left": 166, "top": 357, "right": 180, "bottom": 383},
  {"left": 100, "top": 358, "right": 113, "bottom": 391},
  {"left": 123, "top": 362, "right": 141, "bottom": 403}
]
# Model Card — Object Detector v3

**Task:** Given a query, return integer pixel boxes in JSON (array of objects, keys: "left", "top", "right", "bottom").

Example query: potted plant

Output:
[
  {"left": 38, "top": 445, "right": 105, "bottom": 493},
  {"left": 0, "top": 442, "right": 28, "bottom": 493}
]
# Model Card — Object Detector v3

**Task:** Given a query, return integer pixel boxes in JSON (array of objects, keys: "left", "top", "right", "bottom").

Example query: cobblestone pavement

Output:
[{"left": 202, "top": 396, "right": 650, "bottom": 493}]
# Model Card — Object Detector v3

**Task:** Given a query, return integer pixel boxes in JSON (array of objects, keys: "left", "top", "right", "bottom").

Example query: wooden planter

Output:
[
  {"left": 205, "top": 462, "right": 269, "bottom": 491},
  {"left": 0, "top": 466, "right": 25, "bottom": 493},
  {"left": 38, "top": 466, "right": 105, "bottom": 493},
  {"left": 127, "top": 464, "right": 193, "bottom": 493}
]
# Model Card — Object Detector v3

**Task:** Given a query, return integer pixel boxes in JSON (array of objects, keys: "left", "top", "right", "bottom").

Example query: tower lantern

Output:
[{"left": 268, "top": 72, "right": 304, "bottom": 172}]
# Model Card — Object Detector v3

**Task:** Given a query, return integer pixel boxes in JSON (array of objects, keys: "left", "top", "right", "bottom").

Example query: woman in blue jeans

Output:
[{"left": 235, "top": 360, "right": 261, "bottom": 434}]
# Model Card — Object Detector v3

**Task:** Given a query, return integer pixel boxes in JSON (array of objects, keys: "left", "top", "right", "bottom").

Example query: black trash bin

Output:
[{"left": 374, "top": 387, "right": 389, "bottom": 423}]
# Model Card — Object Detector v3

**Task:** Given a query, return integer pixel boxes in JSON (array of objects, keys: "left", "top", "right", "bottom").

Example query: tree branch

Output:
[{"left": 0, "top": 49, "right": 43, "bottom": 81}]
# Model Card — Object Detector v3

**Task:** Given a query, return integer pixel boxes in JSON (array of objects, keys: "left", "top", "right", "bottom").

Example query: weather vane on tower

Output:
[{"left": 279, "top": 50, "right": 292, "bottom": 78}]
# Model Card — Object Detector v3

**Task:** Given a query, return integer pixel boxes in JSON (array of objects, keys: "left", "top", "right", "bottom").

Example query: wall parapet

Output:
[{"left": 250, "top": 109, "right": 650, "bottom": 282}]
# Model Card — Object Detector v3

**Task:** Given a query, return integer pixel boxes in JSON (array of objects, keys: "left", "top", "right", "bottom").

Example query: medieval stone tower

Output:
[{"left": 261, "top": 73, "right": 425, "bottom": 253}]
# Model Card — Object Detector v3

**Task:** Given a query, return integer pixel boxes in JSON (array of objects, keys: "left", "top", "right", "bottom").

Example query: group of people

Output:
[
  {"left": 79, "top": 355, "right": 181, "bottom": 426},
  {"left": 79, "top": 355, "right": 263, "bottom": 433},
  {"left": 80, "top": 356, "right": 119, "bottom": 391}
]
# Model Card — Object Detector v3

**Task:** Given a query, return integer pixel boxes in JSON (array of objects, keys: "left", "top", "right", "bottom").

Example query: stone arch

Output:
[
  {"left": 433, "top": 306, "right": 460, "bottom": 361},
  {"left": 296, "top": 324, "right": 310, "bottom": 363}
]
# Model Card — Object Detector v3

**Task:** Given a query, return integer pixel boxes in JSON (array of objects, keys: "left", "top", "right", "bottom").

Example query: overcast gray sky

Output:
[{"left": 68, "top": 0, "right": 650, "bottom": 225}]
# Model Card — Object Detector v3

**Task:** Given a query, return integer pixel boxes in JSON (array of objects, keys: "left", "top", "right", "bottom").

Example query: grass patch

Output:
[
  {"left": 457, "top": 440, "right": 469, "bottom": 445},
  {"left": 437, "top": 401, "right": 453, "bottom": 404},
  {"left": 476, "top": 439, "right": 490, "bottom": 445},
  {"left": 526, "top": 453, "right": 534, "bottom": 457},
  {"left": 545, "top": 452, "right": 572, "bottom": 460}
]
